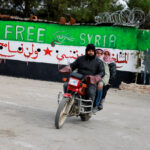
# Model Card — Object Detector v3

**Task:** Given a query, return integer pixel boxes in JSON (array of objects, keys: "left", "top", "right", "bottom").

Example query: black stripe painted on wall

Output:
[{"left": 0, "top": 59, "right": 145, "bottom": 87}]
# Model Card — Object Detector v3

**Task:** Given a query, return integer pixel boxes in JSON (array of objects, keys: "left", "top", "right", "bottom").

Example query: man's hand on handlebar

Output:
[{"left": 59, "top": 66, "right": 72, "bottom": 74}]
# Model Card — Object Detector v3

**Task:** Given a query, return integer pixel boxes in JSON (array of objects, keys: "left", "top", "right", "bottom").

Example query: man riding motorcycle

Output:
[{"left": 60, "top": 44, "right": 105, "bottom": 108}]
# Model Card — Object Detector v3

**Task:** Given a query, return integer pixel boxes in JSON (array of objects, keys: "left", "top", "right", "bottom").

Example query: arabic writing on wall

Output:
[{"left": 0, "top": 40, "right": 141, "bottom": 72}]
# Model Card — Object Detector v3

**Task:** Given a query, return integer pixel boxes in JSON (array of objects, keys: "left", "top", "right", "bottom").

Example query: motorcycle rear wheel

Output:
[{"left": 55, "top": 98, "right": 70, "bottom": 129}]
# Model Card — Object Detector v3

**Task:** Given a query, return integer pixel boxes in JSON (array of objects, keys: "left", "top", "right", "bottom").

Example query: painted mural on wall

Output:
[
  {"left": 0, "top": 21, "right": 138, "bottom": 49},
  {"left": 0, "top": 21, "right": 149, "bottom": 73}
]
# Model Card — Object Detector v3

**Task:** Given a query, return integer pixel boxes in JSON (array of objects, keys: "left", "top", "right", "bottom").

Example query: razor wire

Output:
[{"left": 95, "top": 8, "right": 147, "bottom": 27}]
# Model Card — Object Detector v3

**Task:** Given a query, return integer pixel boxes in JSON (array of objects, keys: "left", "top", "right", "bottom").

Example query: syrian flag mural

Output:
[
  {"left": 0, "top": 21, "right": 150, "bottom": 73},
  {"left": 0, "top": 40, "right": 144, "bottom": 72}
]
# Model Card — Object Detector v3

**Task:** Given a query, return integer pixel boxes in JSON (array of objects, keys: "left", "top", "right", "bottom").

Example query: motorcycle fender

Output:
[{"left": 63, "top": 93, "right": 72, "bottom": 100}]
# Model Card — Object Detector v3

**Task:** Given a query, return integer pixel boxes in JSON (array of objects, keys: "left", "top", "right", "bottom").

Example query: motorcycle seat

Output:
[{"left": 70, "top": 72, "right": 84, "bottom": 80}]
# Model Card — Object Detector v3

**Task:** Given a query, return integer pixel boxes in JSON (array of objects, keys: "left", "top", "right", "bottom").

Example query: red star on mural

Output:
[{"left": 44, "top": 47, "right": 53, "bottom": 56}]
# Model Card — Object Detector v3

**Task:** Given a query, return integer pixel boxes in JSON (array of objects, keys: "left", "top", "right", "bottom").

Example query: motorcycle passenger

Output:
[
  {"left": 94, "top": 49, "right": 110, "bottom": 112},
  {"left": 99, "top": 49, "right": 116, "bottom": 110},
  {"left": 60, "top": 44, "right": 105, "bottom": 103}
]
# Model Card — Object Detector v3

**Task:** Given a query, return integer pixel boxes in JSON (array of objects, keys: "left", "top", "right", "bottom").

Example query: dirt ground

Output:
[{"left": 0, "top": 75, "right": 150, "bottom": 150}]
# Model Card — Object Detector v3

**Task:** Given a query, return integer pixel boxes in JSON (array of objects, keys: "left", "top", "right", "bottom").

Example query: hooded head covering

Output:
[
  {"left": 96, "top": 49, "right": 104, "bottom": 60},
  {"left": 103, "top": 49, "right": 114, "bottom": 64},
  {"left": 85, "top": 44, "right": 96, "bottom": 60}
]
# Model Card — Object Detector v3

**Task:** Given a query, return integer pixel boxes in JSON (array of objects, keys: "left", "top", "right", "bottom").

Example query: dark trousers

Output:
[
  {"left": 102, "top": 85, "right": 110, "bottom": 99},
  {"left": 86, "top": 84, "right": 97, "bottom": 101}
]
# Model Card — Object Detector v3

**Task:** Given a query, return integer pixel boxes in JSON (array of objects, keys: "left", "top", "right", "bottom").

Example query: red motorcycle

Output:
[{"left": 55, "top": 72, "right": 93, "bottom": 129}]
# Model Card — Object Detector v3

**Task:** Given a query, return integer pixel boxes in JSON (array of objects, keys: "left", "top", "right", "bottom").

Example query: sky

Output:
[{"left": 118, "top": 0, "right": 128, "bottom": 8}]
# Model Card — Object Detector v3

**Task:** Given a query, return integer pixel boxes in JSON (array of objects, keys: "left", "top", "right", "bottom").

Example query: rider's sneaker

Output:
[
  {"left": 92, "top": 106, "right": 98, "bottom": 114},
  {"left": 98, "top": 104, "right": 103, "bottom": 110}
]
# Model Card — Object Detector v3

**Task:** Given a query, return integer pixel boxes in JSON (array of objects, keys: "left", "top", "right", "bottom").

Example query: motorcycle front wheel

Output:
[{"left": 55, "top": 97, "right": 71, "bottom": 129}]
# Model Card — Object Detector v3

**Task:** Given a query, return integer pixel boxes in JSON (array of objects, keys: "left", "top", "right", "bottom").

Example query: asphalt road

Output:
[{"left": 0, "top": 75, "right": 150, "bottom": 150}]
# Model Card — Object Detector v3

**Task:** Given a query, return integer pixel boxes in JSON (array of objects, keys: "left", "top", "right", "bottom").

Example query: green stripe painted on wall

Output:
[
  {"left": 137, "top": 30, "right": 150, "bottom": 51},
  {"left": 0, "top": 20, "right": 149, "bottom": 51}
]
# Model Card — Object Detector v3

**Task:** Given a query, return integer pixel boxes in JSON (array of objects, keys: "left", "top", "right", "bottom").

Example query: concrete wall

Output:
[{"left": 0, "top": 20, "right": 150, "bottom": 86}]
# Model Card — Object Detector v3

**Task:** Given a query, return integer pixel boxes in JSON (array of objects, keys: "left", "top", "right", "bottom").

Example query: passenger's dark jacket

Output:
[
  {"left": 70, "top": 55, "right": 105, "bottom": 78},
  {"left": 108, "top": 62, "right": 116, "bottom": 85}
]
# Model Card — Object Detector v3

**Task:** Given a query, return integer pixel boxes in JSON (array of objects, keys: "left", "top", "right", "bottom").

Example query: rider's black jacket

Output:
[{"left": 70, "top": 55, "right": 105, "bottom": 78}]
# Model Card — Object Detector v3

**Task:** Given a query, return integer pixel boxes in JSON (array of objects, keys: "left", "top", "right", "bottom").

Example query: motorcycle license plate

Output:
[{"left": 68, "top": 78, "right": 79, "bottom": 86}]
